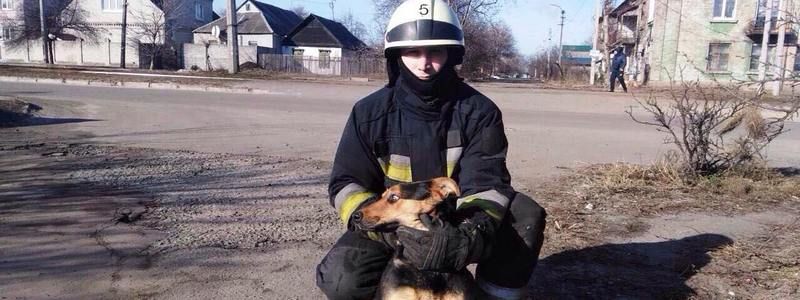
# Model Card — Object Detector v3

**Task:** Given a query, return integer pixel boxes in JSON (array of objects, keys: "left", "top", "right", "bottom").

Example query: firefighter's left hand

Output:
[{"left": 396, "top": 212, "right": 495, "bottom": 271}]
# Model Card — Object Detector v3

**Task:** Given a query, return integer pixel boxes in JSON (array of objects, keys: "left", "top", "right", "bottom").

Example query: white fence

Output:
[
  {"left": 258, "top": 54, "right": 385, "bottom": 77},
  {"left": 183, "top": 43, "right": 259, "bottom": 71},
  {"left": 0, "top": 39, "right": 141, "bottom": 67}
]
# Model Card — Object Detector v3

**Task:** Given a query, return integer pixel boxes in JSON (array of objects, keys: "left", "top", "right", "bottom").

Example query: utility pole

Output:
[
  {"left": 226, "top": 0, "right": 239, "bottom": 73},
  {"left": 773, "top": 0, "right": 786, "bottom": 96},
  {"left": 329, "top": 0, "right": 336, "bottom": 20},
  {"left": 558, "top": 9, "right": 565, "bottom": 67},
  {"left": 758, "top": 0, "right": 773, "bottom": 82},
  {"left": 38, "top": 0, "right": 47, "bottom": 63},
  {"left": 120, "top": 0, "right": 128, "bottom": 68},
  {"left": 546, "top": 28, "right": 552, "bottom": 80},
  {"left": 550, "top": 4, "right": 565, "bottom": 79},
  {"left": 590, "top": 0, "right": 602, "bottom": 85}
]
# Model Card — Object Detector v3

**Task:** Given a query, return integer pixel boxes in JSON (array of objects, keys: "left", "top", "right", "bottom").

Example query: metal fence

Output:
[{"left": 257, "top": 54, "right": 386, "bottom": 77}]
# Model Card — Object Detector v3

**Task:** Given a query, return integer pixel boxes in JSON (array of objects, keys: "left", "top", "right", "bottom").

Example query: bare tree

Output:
[
  {"left": 626, "top": 78, "right": 800, "bottom": 177},
  {"left": 339, "top": 12, "right": 368, "bottom": 44},
  {"left": 528, "top": 46, "right": 565, "bottom": 80},
  {"left": 486, "top": 22, "right": 517, "bottom": 75},
  {"left": 128, "top": 0, "right": 186, "bottom": 69},
  {"left": 0, "top": 0, "right": 100, "bottom": 64}
]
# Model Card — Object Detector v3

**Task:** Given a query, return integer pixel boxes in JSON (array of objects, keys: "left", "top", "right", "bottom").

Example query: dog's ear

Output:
[{"left": 430, "top": 177, "right": 460, "bottom": 200}]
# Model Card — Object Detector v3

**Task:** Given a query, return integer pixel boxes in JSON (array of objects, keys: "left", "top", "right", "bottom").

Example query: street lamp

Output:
[{"left": 549, "top": 4, "right": 565, "bottom": 74}]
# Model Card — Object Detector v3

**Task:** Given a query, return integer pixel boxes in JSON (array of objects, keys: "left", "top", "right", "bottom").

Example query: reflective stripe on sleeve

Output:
[
  {"left": 456, "top": 189, "right": 510, "bottom": 220},
  {"left": 385, "top": 154, "right": 412, "bottom": 182},
  {"left": 334, "top": 183, "right": 376, "bottom": 224}
]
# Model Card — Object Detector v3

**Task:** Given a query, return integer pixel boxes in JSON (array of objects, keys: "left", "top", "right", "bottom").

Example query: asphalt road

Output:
[{"left": 7, "top": 80, "right": 796, "bottom": 187}]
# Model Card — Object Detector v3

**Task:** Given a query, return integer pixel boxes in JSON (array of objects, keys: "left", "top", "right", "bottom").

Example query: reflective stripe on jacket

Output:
[{"left": 329, "top": 77, "right": 515, "bottom": 224}]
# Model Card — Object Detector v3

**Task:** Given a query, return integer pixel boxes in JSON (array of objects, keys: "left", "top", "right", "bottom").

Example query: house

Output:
[
  {"left": 281, "top": 13, "right": 367, "bottom": 75},
  {"left": 189, "top": 1, "right": 367, "bottom": 75},
  {"left": 192, "top": 0, "right": 301, "bottom": 53},
  {"left": 283, "top": 14, "right": 366, "bottom": 58},
  {"left": 595, "top": 0, "right": 800, "bottom": 88},
  {"left": 0, "top": 0, "right": 214, "bottom": 67}
]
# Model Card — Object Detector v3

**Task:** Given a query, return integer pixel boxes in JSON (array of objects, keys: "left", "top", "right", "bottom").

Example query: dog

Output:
[{"left": 352, "top": 177, "right": 478, "bottom": 300}]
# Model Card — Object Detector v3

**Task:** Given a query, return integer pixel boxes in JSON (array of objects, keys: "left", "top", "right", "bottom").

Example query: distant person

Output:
[
  {"left": 610, "top": 47, "right": 628, "bottom": 93},
  {"left": 315, "top": 0, "right": 546, "bottom": 299}
]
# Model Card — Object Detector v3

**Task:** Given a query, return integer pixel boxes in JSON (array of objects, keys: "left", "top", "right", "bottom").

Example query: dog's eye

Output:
[{"left": 388, "top": 194, "right": 400, "bottom": 203}]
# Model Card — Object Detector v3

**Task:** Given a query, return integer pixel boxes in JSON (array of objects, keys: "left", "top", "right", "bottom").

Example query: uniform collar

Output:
[{"left": 395, "top": 77, "right": 455, "bottom": 121}]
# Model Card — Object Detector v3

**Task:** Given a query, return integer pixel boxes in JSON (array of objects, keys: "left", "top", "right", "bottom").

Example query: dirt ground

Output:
[{"left": 1, "top": 83, "right": 799, "bottom": 299}]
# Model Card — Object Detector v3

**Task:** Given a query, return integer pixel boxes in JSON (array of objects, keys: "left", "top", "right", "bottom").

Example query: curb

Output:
[{"left": 0, "top": 75, "right": 277, "bottom": 95}]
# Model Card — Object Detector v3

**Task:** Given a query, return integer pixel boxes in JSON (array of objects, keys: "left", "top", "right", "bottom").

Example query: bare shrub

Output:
[{"left": 626, "top": 80, "right": 800, "bottom": 178}]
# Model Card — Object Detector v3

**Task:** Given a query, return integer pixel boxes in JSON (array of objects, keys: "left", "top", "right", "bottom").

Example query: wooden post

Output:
[{"left": 120, "top": 0, "right": 128, "bottom": 68}]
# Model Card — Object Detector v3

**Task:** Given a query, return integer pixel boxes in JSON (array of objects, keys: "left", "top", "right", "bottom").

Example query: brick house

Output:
[{"left": 597, "top": 0, "right": 800, "bottom": 86}]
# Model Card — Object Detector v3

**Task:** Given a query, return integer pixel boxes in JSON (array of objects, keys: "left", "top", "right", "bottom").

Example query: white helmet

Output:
[{"left": 384, "top": 0, "right": 465, "bottom": 55}]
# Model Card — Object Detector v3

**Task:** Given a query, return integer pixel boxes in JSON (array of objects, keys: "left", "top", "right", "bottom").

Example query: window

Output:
[
  {"left": 794, "top": 50, "right": 800, "bottom": 72},
  {"left": 319, "top": 50, "right": 331, "bottom": 69},
  {"left": 292, "top": 48, "right": 305, "bottom": 57},
  {"left": 195, "top": 1, "right": 204, "bottom": 20},
  {"left": 101, "top": 0, "right": 123, "bottom": 11},
  {"left": 749, "top": 44, "right": 776, "bottom": 71},
  {"left": 248, "top": 41, "right": 258, "bottom": 46},
  {"left": 1, "top": 26, "right": 10, "bottom": 40},
  {"left": 755, "top": 0, "right": 779, "bottom": 28},
  {"left": 707, "top": 43, "right": 731, "bottom": 71},
  {"left": 712, "top": 0, "right": 736, "bottom": 19},
  {"left": 245, "top": 4, "right": 251, "bottom": 11},
  {"left": 1, "top": 0, "right": 13, "bottom": 10}
]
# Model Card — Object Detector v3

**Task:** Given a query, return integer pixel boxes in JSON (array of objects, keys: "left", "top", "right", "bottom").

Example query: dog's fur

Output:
[{"left": 355, "top": 177, "right": 477, "bottom": 300}]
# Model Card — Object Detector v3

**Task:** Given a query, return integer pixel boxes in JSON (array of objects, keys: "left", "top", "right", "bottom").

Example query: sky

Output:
[{"left": 211, "top": 0, "right": 597, "bottom": 56}]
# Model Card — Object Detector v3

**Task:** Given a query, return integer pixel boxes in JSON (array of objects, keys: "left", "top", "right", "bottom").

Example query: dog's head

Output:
[{"left": 353, "top": 177, "right": 460, "bottom": 231}]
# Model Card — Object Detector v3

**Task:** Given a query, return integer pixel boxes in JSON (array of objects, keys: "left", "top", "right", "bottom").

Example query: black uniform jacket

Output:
[{"left": 329, "top": 77, "right": 515, "bottom": 225}]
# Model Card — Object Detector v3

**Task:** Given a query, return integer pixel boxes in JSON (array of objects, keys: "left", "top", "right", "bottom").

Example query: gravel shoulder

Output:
[{"left": 0, "top": 130, "right": 338, "bottom": 299}]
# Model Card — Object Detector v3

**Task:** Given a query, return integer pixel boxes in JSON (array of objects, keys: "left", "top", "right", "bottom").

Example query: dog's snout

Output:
[{"left": 351, "top": 211, "right": 363, "bottom": 222}]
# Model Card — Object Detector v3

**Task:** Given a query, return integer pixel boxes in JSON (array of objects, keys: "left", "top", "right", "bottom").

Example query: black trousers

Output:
[
  {"left": 610, "top": 70, "right": 628, "bottom": 92},
  {"left": 316, "top": 193, "right": 547, "bottom": 300}
]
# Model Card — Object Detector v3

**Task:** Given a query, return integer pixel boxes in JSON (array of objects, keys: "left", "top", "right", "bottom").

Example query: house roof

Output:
[
  {"left": 193, "top": 12, "right": 268, "bottom": 34},
  {"left": 149, "top": 0, "right": 164, "bottom": 10},
  {"left": 192, "top": 0, "right": 302, "bottom": 36},
  {"left": 284, "top": 14, "right": 366, "bottom": 50},
  {"left": 249, "top": 0, "right": 302, "bottom": 36}
]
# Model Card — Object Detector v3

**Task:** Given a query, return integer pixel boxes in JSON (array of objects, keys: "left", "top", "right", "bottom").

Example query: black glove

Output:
[{"left": 396, "top": 211, "right": 497, "bottom": 271}]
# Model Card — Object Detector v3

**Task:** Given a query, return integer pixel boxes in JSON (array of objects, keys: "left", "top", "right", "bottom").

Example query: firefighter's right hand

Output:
[{"left": 396, "top": 214, "right": 474, "bottom": 271}]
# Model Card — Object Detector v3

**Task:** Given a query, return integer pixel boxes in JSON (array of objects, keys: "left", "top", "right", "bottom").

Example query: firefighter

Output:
[{"left": 316, "top": 1, "right": 546, "bottom": 299}]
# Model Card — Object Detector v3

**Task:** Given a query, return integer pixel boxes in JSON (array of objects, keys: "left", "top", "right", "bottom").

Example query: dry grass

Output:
[
  {"left": 695, "top": 218, "right": 800, "bottom": 298},
  {"left": 533, "top": 162, "right": 800, "bottom": 298}
]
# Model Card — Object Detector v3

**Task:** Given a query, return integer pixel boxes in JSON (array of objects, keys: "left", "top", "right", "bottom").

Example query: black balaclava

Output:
[{"left": 397, "top": 56, "right": 457, "bottom": 100}]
